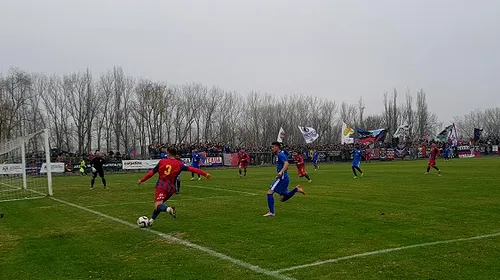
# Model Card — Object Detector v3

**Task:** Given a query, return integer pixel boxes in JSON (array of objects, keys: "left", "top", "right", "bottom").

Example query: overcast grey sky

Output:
[{"left": 1, "top": 0, "right": 499, "bottom": 123}]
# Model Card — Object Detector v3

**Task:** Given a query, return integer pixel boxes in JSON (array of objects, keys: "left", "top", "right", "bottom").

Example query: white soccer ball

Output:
[{"left": 137, "top": 216, "right": 149, "bottom": 228}]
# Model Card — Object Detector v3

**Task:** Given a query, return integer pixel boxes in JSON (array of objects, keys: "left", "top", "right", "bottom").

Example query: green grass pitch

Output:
[{"left": 1, "top": 157, "right": 500, "bottom": 280}]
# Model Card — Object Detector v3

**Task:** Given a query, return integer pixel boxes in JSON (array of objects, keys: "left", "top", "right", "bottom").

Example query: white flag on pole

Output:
[
  {"left": 298, "top": 126, "right": 319, "bottom": 144},
  {"left": 277, "top": 127, "right": 285, "bottom": 142},
  {"left": 450, "top": 123, "right": 458, "bottom": 146},
  {"left": 341, "top": 122, "right": 354, "bottom": 144},
  {"left": 393, "top": 122, "right": 410, "bottom": 138}
]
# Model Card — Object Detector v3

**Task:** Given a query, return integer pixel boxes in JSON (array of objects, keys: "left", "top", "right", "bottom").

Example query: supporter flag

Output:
[
  {"left": 474, "top": 128, "right": 483, "bottom": 142},
  {"left": 341, "top": 122, "right": 355, "bottom": 144},
  {"left": 356, "top": 127, "right": 371, "bottom": 136},
  {"left": 393, "top": 122, "right": 410, "bottom": 138},
  {"left": 449, "top": 123, "right": 458, "bottom": 145},
  {"left": 129, "top": 147, "right": 136, "bottom": 156},
  {"left": 277, "top": 127, "right": 285, "bottom": 143},
  {"left": 355, "top": 127, "right": 387, "bottom": 144},
  {"left": 435, "top": 124, "right": 453, "bottom": 142},
  {"left": 298, "top": 126, "right": 319, "bottom": 144},
  {"left": 359, "top": 129, "right": 387, "bottom": 144}
]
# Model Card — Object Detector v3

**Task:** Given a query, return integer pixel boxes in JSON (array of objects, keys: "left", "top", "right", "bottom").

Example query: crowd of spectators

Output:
[
  {"left": 40, "top": 135, "right": 499, "bottom": 165},
  {"left": 148, "top": 142, "right": 227, "bottom": 158}
]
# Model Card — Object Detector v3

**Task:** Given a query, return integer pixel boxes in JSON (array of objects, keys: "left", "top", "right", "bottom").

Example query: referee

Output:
[{"left": 90, "top": 151, "right": 107, "bottom": 189}]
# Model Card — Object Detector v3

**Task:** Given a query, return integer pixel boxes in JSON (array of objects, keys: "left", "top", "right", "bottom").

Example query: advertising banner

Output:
[
  {"left": 0, "top": 164, "right": 24, "bottom": 175},
  {"left": 457, "top": 146, "right": 475, "bottom": 158},
  {"left": 223, "top": 153, "right": 239, "bottom": 166},
  {"left": 123, "top": 157, "right": 223, "bottom": 170},
  {"left": 40, "top": 162, "right": 65, "bottom": 173}
]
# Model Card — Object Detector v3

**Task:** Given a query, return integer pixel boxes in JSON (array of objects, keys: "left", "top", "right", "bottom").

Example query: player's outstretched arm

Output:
[
  {"left": 138, "top": 164, "right": 159, "bottom": 185},
  {"left": 186, "top": 166, "right": 211, "bottom": 179}
]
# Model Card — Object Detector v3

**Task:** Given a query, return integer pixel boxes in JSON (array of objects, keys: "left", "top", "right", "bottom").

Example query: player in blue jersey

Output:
[
  {"left": 352, "top": 143, "right": 364, "bottom": 178},
  {"left": 264, "top": 142, "right": 306, "bottom": 217},
  {"left": 190, "top": 150, "right": 204, "bottom": 181},
  {"left": 312, "top": 150, "right": 319, "bottom": 171},
  {"left": 443, "top": 145, "right": 451, "bottom": 161}
]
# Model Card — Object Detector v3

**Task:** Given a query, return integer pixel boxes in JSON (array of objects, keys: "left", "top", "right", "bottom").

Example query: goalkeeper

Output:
[{"left": 90, "top": 151, "right": 107, "bottom": 189}]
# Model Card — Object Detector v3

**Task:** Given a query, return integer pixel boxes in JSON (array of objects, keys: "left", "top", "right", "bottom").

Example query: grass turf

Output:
[{"left": 1, "top": 157, "right": 500, "bottom": 279}]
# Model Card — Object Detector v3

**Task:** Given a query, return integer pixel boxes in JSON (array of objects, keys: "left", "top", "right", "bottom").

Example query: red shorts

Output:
[
  {"left": 155, "top": 188, "right": 174, "bottom": 202},
  {"left": 298, "top": 166, "right": 307, "bottom": 177},
  {"left": 239, "top": 161, "right": 248, "bottom": 168},
  {"left": 428, "top": 159, "right": 436, "bottom": 167}
]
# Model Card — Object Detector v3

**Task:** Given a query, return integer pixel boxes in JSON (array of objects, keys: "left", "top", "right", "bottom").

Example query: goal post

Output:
[{"left": 0, "top": 129, "right": 53, "bottom": 202}]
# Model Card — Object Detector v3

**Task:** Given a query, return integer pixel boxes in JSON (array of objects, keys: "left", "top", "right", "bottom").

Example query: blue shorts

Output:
[
  {"left": 352, "top": 161, "right": 360, "bottom": 167},
  {"left": 191, "top": 164, "right": 200, "bottom": 169},
  {"left": 269, "top": 176, "right": 290, "bottom": 195}
]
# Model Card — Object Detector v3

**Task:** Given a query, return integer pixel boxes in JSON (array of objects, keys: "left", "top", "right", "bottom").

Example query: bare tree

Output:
[
  {"left": 382, "top": 88, "right": 400, "bottom": 136},
  {"left": 454, "top": 108, "right": 500, "bottom": 139},
  {"left": 357, "top": 97, "right": 365, "bottom": 127},
  {"left": 364, "top": 115, "right": 384, "bottom": 130},
  {"left": 415, "top": 89, "right": 438, "bottom": 138},
  {"left": 340, "top": 101, "right": 358, "bottom": 127},
  {"left": 0, "top": 68, "right": 33, "bottom": 139},
  {"left": 401, "top": 90, "right": 414, "bottom": 139},
  {"left": 2, "top": 66, "right": 460, "bottom": 152}
]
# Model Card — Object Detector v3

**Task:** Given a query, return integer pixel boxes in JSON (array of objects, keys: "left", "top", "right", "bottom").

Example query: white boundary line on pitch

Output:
[
  {"left": 183, "top": 184, "right": 259, "bottom": 196},
  {"left": 0, "top": 196, "right": 43, "bottom": 203},
  {"left": 48, "top": 195, "right": 294, "bottom": 280},
  {"left": 274, "top": 232, "right": 500, "bottom": 273},
  {"left": 0, "top": 181, "right": 22, "bottom": 189},
  {"left": 85, "top": 195, "right": 242, "bottom": 208},
  {"left": 0, "top": 188, "right": 21, "bottom": 192}
]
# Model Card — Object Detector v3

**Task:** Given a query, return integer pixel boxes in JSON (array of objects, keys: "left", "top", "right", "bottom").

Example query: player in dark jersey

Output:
[
  {"left": 292, "top": 152, "right": 312, "bottom": 182},
  {"left": 238, "top": 149, "right": 250, "bottom": 177},
  {"left": 425, "top": 144, "right": 442, "bottom": 176},
  {"left": 138, "top": 147, "right": 212, "bottom": 226},
  {"left": 90, "top": 151, "right": 107, "bottom": 189}
]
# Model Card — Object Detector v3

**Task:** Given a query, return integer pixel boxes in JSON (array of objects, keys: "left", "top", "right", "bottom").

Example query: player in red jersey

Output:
[
  {"left": 238, "top": 149, "right": 250, "bottom": 177},
  {"left": 138, "top": 147, "right": 212, "bottom": 226},
  {"left": 292, "top": 152, "right": 312, "bottom": 182},
  {"left": 365, "top": 147, "right": 371, "bottom": 163},
  {"left": 425, "top": 144, "right": 442, "bottom": 176}
]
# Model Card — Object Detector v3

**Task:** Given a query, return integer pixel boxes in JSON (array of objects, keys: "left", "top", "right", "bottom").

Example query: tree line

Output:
[{"left": 1, "top": 67, "right": 498, "bottom": 155}]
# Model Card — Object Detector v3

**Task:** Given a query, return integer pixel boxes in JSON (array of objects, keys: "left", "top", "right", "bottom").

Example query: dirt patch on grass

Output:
[{"left": 0, "top": 234, "right": 21, "bottom": 250}]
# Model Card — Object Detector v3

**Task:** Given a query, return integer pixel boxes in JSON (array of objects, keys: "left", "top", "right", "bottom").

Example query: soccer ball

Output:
[{"left": 137, "top": 216, "right": 149, "bottom": 228}]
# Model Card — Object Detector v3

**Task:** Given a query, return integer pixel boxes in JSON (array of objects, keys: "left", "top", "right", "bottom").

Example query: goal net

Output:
[{"left": 0, "top": 129, "right": 53, "bottom": 202}]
